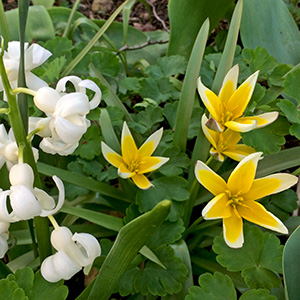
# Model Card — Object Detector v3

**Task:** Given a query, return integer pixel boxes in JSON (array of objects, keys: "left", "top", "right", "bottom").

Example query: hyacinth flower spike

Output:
[
  {"left": 201, "top": 114, "right": 255, "bottom": 162},
  {"left": 197, "top": 64, "right": 278, "bottom": 132},
  {"left": 101, "top": 122, "right": 169, "bottom": 189},
  {"left": 195, "top": 152, "right": 298, "bottom": 248}
]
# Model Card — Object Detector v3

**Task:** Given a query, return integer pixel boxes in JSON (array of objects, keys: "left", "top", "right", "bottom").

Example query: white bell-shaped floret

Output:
[
  {"left": 41, "top": 251, "right": 81, "bottom": 282},
  {"left": 9, "top": 163, "right": 34, "bottom": 188},
  {"left": 34, "top": 87, "right": 61, "bottom": 113},
  {"left": 10, "top": 185, "right": 42, "bottom": 219},
  {"left": 0, "top": 191, "right": 18, "bottom": 222},
  {"left": 0, "top": 221, "right": 9, "bottom": 259}
]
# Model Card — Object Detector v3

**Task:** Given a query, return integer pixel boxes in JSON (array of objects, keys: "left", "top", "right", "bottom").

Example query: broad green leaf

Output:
[
  {"left": 261, "top": 190, "right": 298, "bottom": 222},
  {"left": 91, "top": 50, "right": 120, "bottom": 77},
  {"left": 213, "top": 224, "right": 283, "bottom": 290},
  {"left": 283, "top": 225, "right": 300, "bottom": 300},
  {"left": 240, "top": 0, "right": 300, "bottom": 65},
  {"left": 290, "top": 123, "right": 300, "bottom": 139},
  {"left": 156, "top": 55, "right": 187, "bottom": 77},
  {"left": 167, "top": 0, "right": 235, "bottom": 59},
  {"left": 86, "top": 200, "right": 171, "bottom": 300},
  {"left": 185, "top": 272, "right": 237, "bottom": 300},
  {"left": 241, "top": 116, "right": 289, "bottom": 154},
  {"left": 277, "top": 99, "right": 300, "bottom": 123},
  {"left": 283, "top": 69, "right": 300, "bottom": 104},
  {"left": 118, "top": 245, "right": 188, "bottom": 296},
  {"left": 239, "top": 289, "right": 277, "bottom": 300},
  {"left": 41, "top": 36, "right": 73, "bottom": 60},
  {"left": 3, "top": 6, "right": 55, "bottom": 41},
  {"left": 32, "top": 0, "right": 54, "bottom": 8},
  {"left": 136, "top": 176, "right": 190, "bottom": 222},
  {"left": 268, "top": 64, "right": 292, "bottom": 87}
]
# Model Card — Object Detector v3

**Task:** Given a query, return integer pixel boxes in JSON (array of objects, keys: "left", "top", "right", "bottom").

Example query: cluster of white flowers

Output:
[{"left": 0, "top": 41, "right": 101, "bottom": 281}]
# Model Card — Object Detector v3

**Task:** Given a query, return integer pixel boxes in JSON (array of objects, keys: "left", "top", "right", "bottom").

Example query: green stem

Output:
[
  {"left": 0, "top": 108, "right": 9, "bottom": 114},
  {"left": 12, "top": 87, "right": 36, "bottom": 97},
  {"left": 205, "top": 156, "right": 213, "bottom": 166},
  {"left": 184, "top": 216, "right": 204, "bottom": 238}
]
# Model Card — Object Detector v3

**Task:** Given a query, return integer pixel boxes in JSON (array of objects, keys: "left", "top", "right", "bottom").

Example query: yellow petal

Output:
[
  {"left": 225, "top": 118, "right": 257, "bottom": 132},
  {"left": 243, "top": 174, "right": 298, "bottom": 201},
  {"left": 226, "top": 71, "right": 259, "bottom": 118},
  {"left": 202, "top": 193, "right": 231, "bottom": 219},
  {"left": 222, "top": 129, "right": 242, "bottom": 146},
  {"left": 197, "top": 78, "right": 223, "bottom": 122},
  {"left": 118, "top": 163, "right": 135, "bottom": 179},
  {"left": 138, "top": 127, "right": 163, "bottom": 157},
  {"left": 195, "top": 160, "right": 227, "bottom": 195},
  {"left": 240, "top": 112, "right": 279, "bottom": 129},
  {"left": 210, "top": 148, "right": 225, "bottom": 162},
  {"left": 227, "top": 152, "right": 263, "bottom": 195},
  {"left": 239, "top": 200, "right": 288, "bottom": 234},
  {"left": 101, "top": 142, "right": 123, "bottom": 168},
  {"left": 219, "top": 65, "right": 238, "bottom": 104},
  {"left": 132, "top": 174, "right": 153, "bottom": 189},
  {"left": 138, "top": 156, "right": 169, "bottom": 174},
  {"left": 223, "top": 213, "right": 244, "bottom": 248},
  {"left": 121, "top": 122, "right": 139, "bottom": 165},
  {"left": 223, "top": 144, "right": 256, "bottom": 162},
  {"left": 201, "top": 114, "right": 218, "bottom": 148}
]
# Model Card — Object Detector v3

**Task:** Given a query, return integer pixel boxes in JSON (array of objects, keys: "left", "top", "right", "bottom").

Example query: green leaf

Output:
[
  {"left": 283, "top": 69, "right": 300, "bottom": 104},
  {"left": 38, "top": 56, "right": 67, "bottom": 83},
  {"left": 213, "top": 224, "right": 283, "bottom": 290},
  {"left": 167, "top": 0, "right": 234, "bottom": 59},
  {"left": 242, "top": 47, "right": 278, "bottom": 79},
  {"left": 32, "top": 0, "right": 55, "bottom": 8},
  {"left": 118, "top": 245, "right": 188, "bottom": 296},
  {"left": 41, "top": 36, "right": 73, "bottom": 60},
  {"left": 290, "top": 123, "right": 300, "bottom": 139},
  {"left": 129, "top": 106, "right": 164, "bottom": 134},
  {"left": 241, "top": 116, "right": 289, "bottom": 154},
  {"left": 0, "top": 279, "right": 27, "bottom": 300},
  {"left": 185, "top": 272, "right": 237, "bottom": 300},
  {"left": 120, "top": 77, "right": 141, "bottom": 92},
  {"left": 277, "top": 99, "right": 300, "bottom": 123},
  {"left": 3, "top": 6, "right": 55, "bottom": 41},
  {"left": 239, "top": 289, "right": 277, "bottom": 300},
  {"left": 283, "top": 225, "right": 300, "bottom": 300},
  {"left": 91, "top": 50, "right": 120, "bottom": 77},
  {"left": 156, "top": 55, "right": 187, "bottom": 77},
  {"left": 136, "top": 176, "right": 190, "bottom": 222},
  {"left": 86, "top": 200, "right": 172, "bottom": 300},
  {"left": 240, "top": 0, "right": 300, "bottom": 65},
  {"left": 260, "top": 190, "right": 298, "bottom": 222},
  {"left": 5, "top": 268, "right": 68, "bottom": 300},
  {"left": 268, "top": 64, "right": 292, "bottom": 87},
  {"left": 159, "top": 146, "right": 190, "bottom": 176}
]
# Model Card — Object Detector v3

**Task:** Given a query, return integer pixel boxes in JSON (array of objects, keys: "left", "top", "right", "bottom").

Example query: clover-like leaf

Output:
[
  {"left": 91, "top": 49, "right": 120, "bottom": 77},
  {"left": 0, "top": 279, "right": 28, "bottom": 300},
  {"left": 241, "top": 116, "right": 289, "bottom": 154},
  {"left": 260, "top": 190, "right": 298, "bottom": 222},
  {"left": 5, "top": 268, "right": 68, "bottom": 300},
  {"left": 159, "top": 146, "right": 190, "bottom": 176},
  {"left": 156, "top": 55, "right": 187, "bottom": 77},
  {"left": 239, "top": 289, "right": 277, "bottom": 300},
  {"left": 277, "top": 99, "right": 300, "bottom": 123},
  {"left": 213, "top": 224, "right": 283, "bottom": 290},
  {"left": 284, "top": 68, "right": 300, "bottom": 104},
  {"left": 185, "top": 272, "right": 237, "bottom": 300},
  {"left": 136, "top": 176, "right": 189, "bottom": 221},
  {"left": 268, "top": 64, "right": 292, "bottom": 88},
  {"left": 117, "top": 245, "right": 188, "bottom": 297}
]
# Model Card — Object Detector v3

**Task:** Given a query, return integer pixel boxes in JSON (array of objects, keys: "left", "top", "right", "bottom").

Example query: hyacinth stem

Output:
[
  {"left": 48, "top": 215, "right": 60, "bottom": 231},
  {"left": 0, "top": 40, "right": 52, "bottom": 262},
  {"left": 12, "top": 87, "right": 37, "bottom": 97}
]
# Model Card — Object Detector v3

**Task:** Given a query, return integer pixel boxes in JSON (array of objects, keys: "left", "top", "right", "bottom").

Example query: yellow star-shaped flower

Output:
[
  {"left": 197, "top": 65, "right": 278, "bottom": 132},
  {"left": 101, "top": 122, "right": 169, "bottom": 189},
  {"left": 195, "top": 152, "right": 298, "bottom": 248},
  {"left": 201, "top": 114, "right": 255, "bottom": 162}
]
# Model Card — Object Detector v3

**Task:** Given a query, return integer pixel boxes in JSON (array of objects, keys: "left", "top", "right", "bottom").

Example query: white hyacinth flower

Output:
[
  {"left": 0, "top": 163, "right": 64, "bottom": 222},
  {"left": 31, "top": 76, "right": 101, "bottom": 156},
  {"left": 41, "top": 226, "right": 101, "bottom": 282},
  {"left": 0, "top": 222, "right": 9, "bottom": 258},
  {"left": 0, "top": 41, "right": 52, "bottom": 97},
  {"left": 0, "top": 124, "right": 39, "bottom": 170}
]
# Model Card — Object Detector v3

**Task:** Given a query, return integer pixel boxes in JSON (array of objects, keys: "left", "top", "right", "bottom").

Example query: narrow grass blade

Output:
[
  {"left": 60, "top": 205, "right": 123, "bottom": 232},
  {"left": 62, "top": 0, "right": 81, "bottom": 38},
  {"left": 61, "top": 0, "right": 130, "bottom": 76},
  {"left": 212, "top": 0, "right": 243, "bottom": 93},
  {"left": 173, "top": 18, "right": 209, "bottom": 151},
  {"left": 86, "top": 200, "right": 171, "bottom": 300},
  {"left": 99, "top": 108, "right": 121, "bottom": 152},
  {"left": 0, "top": 1, "right": 10, "bottom": 47},
  {"left": 37, "top": 162, "right": 131, "bottom": 202}
]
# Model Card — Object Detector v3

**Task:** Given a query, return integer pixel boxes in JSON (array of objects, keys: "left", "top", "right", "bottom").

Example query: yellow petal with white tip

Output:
[
  {"left": 223, "top": 213, "right": 244, "bottom": 248},
  {"left": 240, "top": 112, "right": 279, "bottom": 129},
  {"left": 101, "top": 142, "right": 124, "bottom": 168},
  {"left": 225, "top": 118, "right": 257, "bottom": 132},
  {"left": 139, "top": 127, "right": 163, "bottom": 157},
  {"left": 202, "top": 193, "right": 231, "bottom": 219},
  {"left": 132, "top": 174, "right": 153, "bottom": 189}
]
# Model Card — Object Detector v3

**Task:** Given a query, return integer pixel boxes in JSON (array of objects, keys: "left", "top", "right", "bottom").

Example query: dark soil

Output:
[{"left": 3, "top": 0, "right": 170, "bottom": 32}]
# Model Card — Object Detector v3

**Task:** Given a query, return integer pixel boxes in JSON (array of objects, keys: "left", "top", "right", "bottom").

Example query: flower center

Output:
[
  {"left": 221, "top": 111, "right": 233, "bottom": 124},
  {"left": 225, "top": 190, "right": 250, "bottom": 218},
  {"left": 128, "top": 158, "right": 141, "bottom": 173}
]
